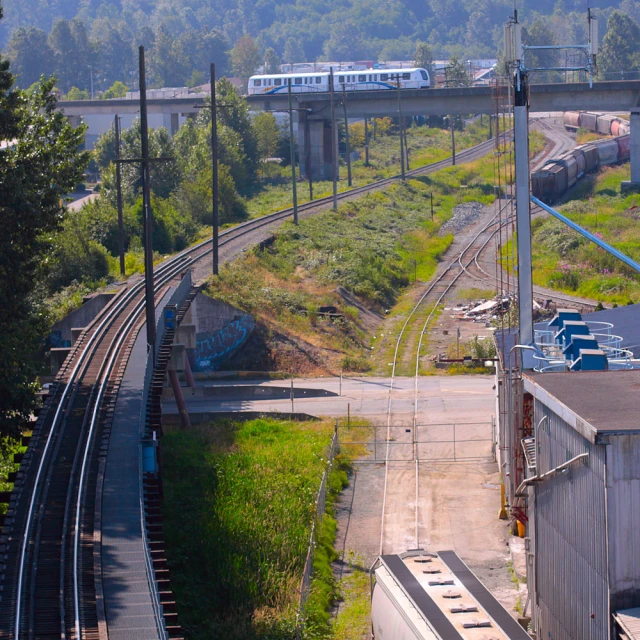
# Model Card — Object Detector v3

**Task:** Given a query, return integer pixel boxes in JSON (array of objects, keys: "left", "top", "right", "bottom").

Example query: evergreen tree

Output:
[
  {"left": 598, "top": 11, "right": 640, "bottom": 79},
  {"left": 263, "top": 46, "right": 281, "bottom": 73},
  {"left": 414, "top": 41, "right": 434, "bottom": 76},
  {"left": 445, "top": 56, "right": 470, "bottom": 87},
  {"left": 6, "top": 26, "right": 54, "bottom": 88},
  {"left": 284, "top": 37, "right": 305, "bottom": 65}
]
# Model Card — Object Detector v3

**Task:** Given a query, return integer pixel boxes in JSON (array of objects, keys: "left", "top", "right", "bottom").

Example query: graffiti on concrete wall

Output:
[
  {"left": 49, "top": 330, "right": 71, "bottom": 349},
  {"left": 192, "top": 314, "right": 255, "bottom": 372}
]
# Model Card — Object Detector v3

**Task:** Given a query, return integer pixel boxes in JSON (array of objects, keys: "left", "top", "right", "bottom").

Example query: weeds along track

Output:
[{"left": 0, "top": 133, "right": 508, "bottom": 640}]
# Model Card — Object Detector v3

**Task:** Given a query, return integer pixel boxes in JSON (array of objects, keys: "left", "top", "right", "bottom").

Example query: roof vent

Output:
[
  {"left": 549, "top": 308, "right": 582, "bottom": 330},
  {"left": 570, "top": 348, "right": 608, "bottom": 371}
]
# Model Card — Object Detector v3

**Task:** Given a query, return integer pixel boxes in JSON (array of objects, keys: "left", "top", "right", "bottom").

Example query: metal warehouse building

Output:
[{"left": 522, "top": 370, "right": 640, "bottom": 640}]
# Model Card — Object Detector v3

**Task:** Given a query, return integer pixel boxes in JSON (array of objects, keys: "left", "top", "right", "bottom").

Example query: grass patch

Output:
[
  {"left": 162, "top": 418, "right": 336, "bottom": 640},
  {"left": 245, "top": 121, "right": 491, "bottom": 219},
  {"left": 330, "top": 553, "right": 371, "bottom": 640},
  {"left": 455, "top": 287, "right": 496, "bottom": 301},
  {"left": 504, "top": 164, "right": 640, "bottom": 305}
]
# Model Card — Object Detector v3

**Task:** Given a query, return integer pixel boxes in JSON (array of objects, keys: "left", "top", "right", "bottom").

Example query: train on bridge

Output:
[
  {"left": 248, "top": 67, "right": 431, "bottom": 95},
  {"left": 531, "top": 112, "right": 631, "bottom": 203}
]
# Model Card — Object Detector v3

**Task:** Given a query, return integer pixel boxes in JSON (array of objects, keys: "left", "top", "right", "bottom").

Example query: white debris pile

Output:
[
  {"left": 444, "top": 295, "right": 512, "bottom": 324},
  {"left": 440, "top": 202, "right": 487, "bottom": 233}
]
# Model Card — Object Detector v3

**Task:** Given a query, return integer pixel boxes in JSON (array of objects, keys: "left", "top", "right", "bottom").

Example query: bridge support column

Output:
[
  {"left": 622, "top": 108, "right": 640, "bottom": 193},
  {"left": 298, "top": 115, "right": 334, "bottom": 180}
]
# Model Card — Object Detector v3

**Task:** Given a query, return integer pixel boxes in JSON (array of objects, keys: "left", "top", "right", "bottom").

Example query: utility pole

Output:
[
  {"left": 114, "top": 114, "right": 125, "bottom": 276},
  {"left": 404, "top": 121, "right": 410, "bottom": 170},
  {"left": 397, "top": 75, "right": 405, "bottom": 180},
  {"left": 287, "top": 78, "right": 298, "bottom": 224},
  {"left": 330, "top": 68, "right": 338, "bottom": 211},
  {"left": 210, "top": 63, "right": 219, "bottom": 274},
  {"left": 513, "top": 66, "right": 534, "bottom": 352},
  {"left": 430, "top": 192, "right": 434, "bottom": 221},
  {"left": 364, "top": 117, "right": 370, "bottom": 166},
  {"left": 304, "top": 118, "right": 313, "bottom": 200},
  {"left": 451, "top": 117, "right": 456, "bottom": 166},
  {"left": 139, "top": 46, "right": 155, "bottom": 358},
  {"left": 342, "top": 85, "right": 352, "bottom": 187}
]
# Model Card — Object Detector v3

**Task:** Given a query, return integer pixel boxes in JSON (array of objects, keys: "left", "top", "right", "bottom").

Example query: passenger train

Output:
[{"left": 247, "top": 68, "right": 430, "bottom": 95}]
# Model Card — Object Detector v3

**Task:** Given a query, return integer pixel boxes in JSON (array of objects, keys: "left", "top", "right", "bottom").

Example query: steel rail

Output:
[
  {"left": 71, "top": 256, "right": 194, "bottom": 639},
  {"left": 14, "top": 253, "right": 191, "bottom": 639}
]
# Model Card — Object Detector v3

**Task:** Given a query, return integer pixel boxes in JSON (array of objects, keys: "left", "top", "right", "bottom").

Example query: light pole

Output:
[
  {"left": 210, "top": 63, "right": 219, "bottom": 274},
  {"left": 287, "top": 78, "right": 298, "bottom": 225},
  {"left": 330, "top": 68, "right": 338, "bottom": 211},
  {"left": 87, "top": 65, "right": 94, "bottom": 99},
  {"left": 396, "top": 75, "right": 405, "bottom": 180},
  {"left": 342, "top": 85, "right": 352, "bottom": 187}
]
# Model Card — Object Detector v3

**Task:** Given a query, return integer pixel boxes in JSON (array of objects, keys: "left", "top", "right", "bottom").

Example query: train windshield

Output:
[{"left": 420, "top": 70, "right": 428, "bottom": 80}]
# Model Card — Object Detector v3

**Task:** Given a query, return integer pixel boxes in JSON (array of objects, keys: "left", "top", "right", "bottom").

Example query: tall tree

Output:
[
  {"left": 263, "top": 46, "right": 281, "bottom": 73},
  {"left": 414, "top": 41, "right": 434, "bottom": 76},
  {"left": 149, "top": 24, "right": 189, "bottom": 88},
  {"left": 445, "top": 56, "right": 470, "bottom": 87},
  {"left": 231, "top": 35, "right": 261, "bottom": 86},
  {"left": 283, "top": 37, "right": 305, "bottom": 65},
  {"left": 0, "top": 18, "right": 88, "bottom": 433},
  {"left": 48, "top": 19, "right": 79, "bottom": 92},
  {"left": 6, "top": 26, "right": 54, "bottom": 88},
  {"left": 598, "top": 11, "right": 640, "bottom": 78}
]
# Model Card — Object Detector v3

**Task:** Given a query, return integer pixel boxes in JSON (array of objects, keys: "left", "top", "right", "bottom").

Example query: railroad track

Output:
[
  {"left": 377, "top": 116, "right": 598, "bottom": 555},
  {"left": 0, "top": 121, "right": 591, "bottom": 638},
  {"left": 0, "top": 132, "right": 510, "bottom": 640}
]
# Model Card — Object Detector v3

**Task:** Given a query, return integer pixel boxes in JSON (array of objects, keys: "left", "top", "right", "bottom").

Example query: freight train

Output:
[
  {"left": 247, "top": 68, "right": 430, "bottom": 95},
  {"left": 531, "top": 112, "right": 631, "bottom": 204}
]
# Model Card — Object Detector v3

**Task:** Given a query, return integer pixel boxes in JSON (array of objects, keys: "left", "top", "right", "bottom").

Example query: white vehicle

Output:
[{"left": 247, "top": 67, "right": 430, "bottom": 95}]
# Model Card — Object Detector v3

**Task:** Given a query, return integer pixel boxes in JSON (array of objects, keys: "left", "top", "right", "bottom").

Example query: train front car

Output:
[{"left": 247, "top": 72, "right": 330, "bottom": 95}]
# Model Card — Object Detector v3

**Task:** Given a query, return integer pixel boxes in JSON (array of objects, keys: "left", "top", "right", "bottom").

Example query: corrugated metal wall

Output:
[
  {"left": 534, "top": 398, "right": 609, "bottom": 640},
  {"left": 607, "top": 435, "right": 640, "bottom": 612}
]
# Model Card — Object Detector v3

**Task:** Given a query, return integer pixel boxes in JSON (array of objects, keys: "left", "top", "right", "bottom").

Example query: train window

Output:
[
  {"left": 316, "top": 77, "right": 321, "bottom": 83},
  {"left": 274, "top": 78, "right": 281, "bottom": 86},
  {"left": 253, "top": 79, "right": 262, "bottom": 87},
  {"left": 380, "top": 73, "right": 388, "bottom": 81},
  {"left": 295, "top": 77, "right": 302, "bottom": 83},
  {"left": 358, "top": 74, "right": 366, "bottom": 81},
  {"left": 402, "top": 72, "right": 410, "bottom": 80},
  {"left": 420, "top": 70, "right": 428, "bottom": 80},
  {"left": 339, "top": 76, "right": 345, "bottom": 82}
]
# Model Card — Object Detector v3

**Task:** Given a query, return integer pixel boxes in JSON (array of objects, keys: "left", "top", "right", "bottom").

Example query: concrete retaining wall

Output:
[{"left": 182, "top": 293, "right": 255, "bottom": 372}]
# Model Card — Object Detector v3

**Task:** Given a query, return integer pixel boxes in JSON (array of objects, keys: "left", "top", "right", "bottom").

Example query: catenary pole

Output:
[
  {"left": 288, "top": 78, "right": 298, "bottom": 224},
  {"left": 364, "top": 117, "right": 370, "bottom": 166},
  {"left": 397, "top": 75, "right": 405, "bottom": 180},
  {"left": 114, "top": 114, "right": 125, "bottom": 276},
  {"left": 513, "top": 67, "right": 534, "bottom": 355},
  {"left": 210, "top": 63, "right": 219, "bottom": 274},
  {"left": 330, "top": 68, "right": 338, "bottom": 211},
  {"left": 139, "top": 46, "right": 155, "bottom": 358},
  {"left": 342, "top": 85, "right": 352, "bottom": 186}
]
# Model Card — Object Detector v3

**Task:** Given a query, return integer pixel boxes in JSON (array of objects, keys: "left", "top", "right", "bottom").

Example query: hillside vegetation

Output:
[
  {"left": 505, "top": 165, "right": 640, "bottom": 305},
  {"left": 3, "top": 0, "right": 640, "bottom": 93}
]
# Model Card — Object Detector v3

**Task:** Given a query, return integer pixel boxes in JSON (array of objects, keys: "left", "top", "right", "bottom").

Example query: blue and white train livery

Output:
[{"left": 247, "top": 67, "right": 430, "bottom": 95}]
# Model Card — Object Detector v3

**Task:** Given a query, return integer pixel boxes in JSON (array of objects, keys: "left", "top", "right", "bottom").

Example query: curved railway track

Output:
[
  {"left": 0, "top": 131, "right": 512, "bottom": 640},
  {"left": 377, "top": 116, "right": 597, "bottom": 555},
  {"left": 0, "top": 120, "right": 593, "bottom": 638}
]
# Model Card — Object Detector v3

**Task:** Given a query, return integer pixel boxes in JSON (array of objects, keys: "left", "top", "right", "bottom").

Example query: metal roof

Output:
[
  {"left": 378, "top": 550, "right": 530, "bottom": 639},
  {"left": 524, "top": 370, "right": 640, "bottom": 441},
  {"left": 583, "top": 303, "right": 640, "bottom": 358},
  {"left": 615, "top": 608, "right": 640, "bottom": 639}
]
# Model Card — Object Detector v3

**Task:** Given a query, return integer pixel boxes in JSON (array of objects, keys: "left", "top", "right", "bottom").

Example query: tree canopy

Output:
[
  {"left": 0, "top": 19, "right": 88, "bottom": 433},
  {"left": 2, "top": 0, "right": 638, "bottom": 93}
]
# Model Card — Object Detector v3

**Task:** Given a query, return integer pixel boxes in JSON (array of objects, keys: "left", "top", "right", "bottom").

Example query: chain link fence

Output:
[{"left": 295, "top": 424, "right": 339, "bottom": 639}]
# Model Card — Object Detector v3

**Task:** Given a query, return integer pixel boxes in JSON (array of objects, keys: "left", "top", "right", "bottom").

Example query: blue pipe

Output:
[{"left": 531, "top": 195, "right": 640, "bottom": 273}]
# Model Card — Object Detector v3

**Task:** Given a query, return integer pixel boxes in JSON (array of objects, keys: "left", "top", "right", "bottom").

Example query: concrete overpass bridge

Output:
[{"left": 59, "top": 80, "right": 640, "bottom": 182}]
